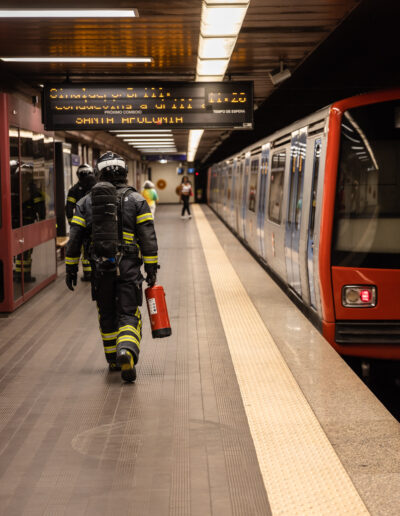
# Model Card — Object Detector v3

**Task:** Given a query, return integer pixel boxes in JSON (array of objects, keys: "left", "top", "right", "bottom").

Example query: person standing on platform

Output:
[
  {"left": 65, "top": 164, "right": 96, "bottom": 281},
  {"left": 179, "top": 176, "right": 192, "bottom": 219},
  {"left": 141, "top": 180, "right": 159, "bottom": 218},
  {"left": 64, "top": 151, "right": 159, "bottom": 383}
]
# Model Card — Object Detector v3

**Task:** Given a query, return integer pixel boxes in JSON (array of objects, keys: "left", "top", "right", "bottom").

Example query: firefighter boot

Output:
[
  {"left": 117, "top": 349, "right": 136, "bottom": 383},
  {"left": 108, "top": 362, "right": 121, "bottom": 372}
]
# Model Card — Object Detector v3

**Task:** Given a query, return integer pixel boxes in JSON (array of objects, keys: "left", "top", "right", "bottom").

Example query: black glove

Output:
[
  {"left": 65, "top": 264, "right": 78, "bottom": 291},
  {"left": 144, "top": 263, "right": 158, "bottom": 287}
]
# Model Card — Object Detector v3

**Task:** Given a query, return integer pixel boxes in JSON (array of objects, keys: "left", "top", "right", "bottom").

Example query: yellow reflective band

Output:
[
  {"left": 101, "top": 332, "right": 118, "bottom": 341},
  {"left": 123, "top": 231, "right": 134, "bottom": 238},
  {"left": 82, "top": 266, "right": 92, "bottom": 272},
  {"left": 65, "top": 256, "right": 80, "bottom": 265},
  {"left": 143, "top": 255, "right": 158, "bottom": 264},
  {"left": 104, "top": 345, "right": 117, "bottom": 353},
  {"left": 71, "top": 216, "right": 86, "bottom": 228},
  {"left": 136, "top": 213, "right": 153, "bottom": 224},
  {"left": 116, "top": 335, "right": 140, "bottom": 348},
  {"left": 34, "top": 196, "right": 44, "bottom": 203},
  {"left": 67, "top": 196, "right": 76, "bottom": 203},
  {"left": 119, "top": 325, "right": 141, "bottom": 339}
]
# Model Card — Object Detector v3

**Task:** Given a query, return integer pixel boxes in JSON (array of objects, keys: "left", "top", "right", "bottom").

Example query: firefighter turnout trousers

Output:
[{"left": 94, "top": 255, "right": 143, "bottom": 365}]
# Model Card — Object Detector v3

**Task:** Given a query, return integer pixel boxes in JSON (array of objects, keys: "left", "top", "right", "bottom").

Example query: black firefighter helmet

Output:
[
  {"left": 77, "top": 163, "right": 96, "bottom": 190},
  {"left": 95, "top": 151, "right": 127, "bottom": 184}
]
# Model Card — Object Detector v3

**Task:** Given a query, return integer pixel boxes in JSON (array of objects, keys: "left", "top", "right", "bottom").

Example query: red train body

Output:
[{"left": 209, "top": 89, "right": 400, "bottom": 360}]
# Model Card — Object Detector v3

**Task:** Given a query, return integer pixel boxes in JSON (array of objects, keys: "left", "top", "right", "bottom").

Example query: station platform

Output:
[{"left": 0, "top": 204, "right": 399, "bottom": 516}]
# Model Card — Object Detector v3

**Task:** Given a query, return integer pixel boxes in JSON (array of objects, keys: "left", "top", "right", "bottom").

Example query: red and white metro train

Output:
[{"left": 208, "top": 89, "right": 400, "bottom": 360}]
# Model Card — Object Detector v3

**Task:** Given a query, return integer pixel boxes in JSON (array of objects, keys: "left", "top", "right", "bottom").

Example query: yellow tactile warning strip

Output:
[{"left": 193, "top": 204, "right": 370, "bottom": 516}]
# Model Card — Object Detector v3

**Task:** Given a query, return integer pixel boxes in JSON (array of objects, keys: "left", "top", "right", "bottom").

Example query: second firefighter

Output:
[{"left": 65, "top": 163, "right": 96, "bottom": 281}]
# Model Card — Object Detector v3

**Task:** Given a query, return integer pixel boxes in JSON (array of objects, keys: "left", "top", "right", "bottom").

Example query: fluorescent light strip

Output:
[
  {"left": 0, "top": 9, "right": 138, "bottom": 18},
  {"left": 189, "top": 1, "right": 250, "bottom": 161},
  {"left": 198, "top": 36, "right": 237, "bottom": 59},
  {"left": 197, "top": 57, "right": 229, "bottom": 76},
  {"left": 133, "top": 144, "right": 177, "bottom": 147},
  {"left": 1, "top": 57, "right": 152, "bottom": 63},
  {"left": 110, "top": 130, "right": 171, "bottom": 133},
  {"left": 187, "top": 129, "right": 204, "bottom": 162},
  {"left": 123, "top": 139, "right": 175, "bottom": 142},
  {"left": 201, "top": 3, "right": 249, "bottom": 37},
  {"left": 115, "top": 133, "right": 172, "bottom": 137}
]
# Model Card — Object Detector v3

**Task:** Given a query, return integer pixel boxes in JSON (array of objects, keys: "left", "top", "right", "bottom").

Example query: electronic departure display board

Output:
[{"left": 42, "top": 82, "right": 253, "bottom": 131}]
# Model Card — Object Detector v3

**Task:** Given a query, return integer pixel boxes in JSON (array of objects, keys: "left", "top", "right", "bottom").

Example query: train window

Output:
[
  {"left": 295, "top": 139, "right": 306, "bottom": 230},
  {"left": 268, "top": 150, "right": 286, "bottom": 223},
  {"left": 309, "top": 141, "right": 321, "bottom": 235},
  {"left": 248, "top": 158, "right": 259, "bottom": 212},
  {"left": 332, "top": 100, "right": 400, "bottom": 268},
  {"left": 236, "top": 162, "right": 243, "bottom": 204},
  {"left": 227, "top": 165, "right": 233, "bottom": 201}
]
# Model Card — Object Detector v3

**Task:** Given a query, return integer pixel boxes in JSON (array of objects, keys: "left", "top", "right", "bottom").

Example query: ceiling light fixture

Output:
[
  {"left": 110, "top": 130, "right": 171, "bottom": 133},
  {"left": 189, "top": 1, "right": 249, "bottom": 162},
  {"left": 196, "top": 57, "right": 229, "bottom": 76},
  {"left": 187, "top": 129, "right": 204, "bottom": 162},
  {"left": 123, "top": 138, "right": 175, "bottom": 142},
  {"left": 198, "top": 35, "right": 236, "bottom": 59},
  {"left": 1, "top": 57, "right": 152, "bottom": 63},
  {"left": 0, "top": 9, "right": 139, "bottom": 18},
  {"left": 201, "top": 2, "right": 249, "bottom": 37}
]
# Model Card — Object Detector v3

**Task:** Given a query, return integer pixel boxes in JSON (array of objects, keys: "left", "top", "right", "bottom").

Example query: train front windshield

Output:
[{"left": 332, "top": 100, "right": 400, "bottom": 268}]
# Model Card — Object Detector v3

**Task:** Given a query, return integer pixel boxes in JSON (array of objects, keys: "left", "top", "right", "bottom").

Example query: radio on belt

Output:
[{"left": 145, "top": 285, "right": 172, "bottom": 338}]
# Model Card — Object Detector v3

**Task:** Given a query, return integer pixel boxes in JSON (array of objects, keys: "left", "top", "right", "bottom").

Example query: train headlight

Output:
[{"left": 342, "top": 285, "right": 377, "bottom": 308}]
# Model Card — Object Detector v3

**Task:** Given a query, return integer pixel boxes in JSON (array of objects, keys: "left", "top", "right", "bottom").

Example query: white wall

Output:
[{"left": 149, "top": 162, "right": 187, "bottom": 204}]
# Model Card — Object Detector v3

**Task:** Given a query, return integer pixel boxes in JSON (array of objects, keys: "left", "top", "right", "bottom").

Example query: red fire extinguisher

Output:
[{"left": 145, "top": 285, "right": 172, "bottom": 338}]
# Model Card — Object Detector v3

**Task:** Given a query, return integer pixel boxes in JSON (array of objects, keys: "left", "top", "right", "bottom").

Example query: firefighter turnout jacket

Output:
[
  {"left": 65, "top": 182, "right": 90, "bottom": 223},
  {"left": 65, "top": 183, "right": 158, "bottom": 366}
]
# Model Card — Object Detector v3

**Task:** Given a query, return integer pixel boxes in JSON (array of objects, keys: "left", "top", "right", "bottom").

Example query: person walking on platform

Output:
[
  {"left": 179, "top": 176, "right": 192, "bottom": 219},
  {"left": 141, "top": 180, "right": 159, "bottom": 218},
  {"left": 65, "top": 164, "right": 96, "bottom": 281},
  {"left": 64, "top": 151, "right": 159, "bottom": 383}
]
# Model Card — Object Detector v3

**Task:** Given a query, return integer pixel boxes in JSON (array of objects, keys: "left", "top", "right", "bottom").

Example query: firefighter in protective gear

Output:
[
  {"left": 65, "top": 151, "right": 158, "bottom": 383},
  {"left": 65, "top": 164, "right": 96, "bottom": 281}
]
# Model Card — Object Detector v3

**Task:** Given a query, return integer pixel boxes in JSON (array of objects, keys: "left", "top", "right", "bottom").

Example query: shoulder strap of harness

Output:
[{"left": 117, "top": 186, "right": 137, "bottom": 248}]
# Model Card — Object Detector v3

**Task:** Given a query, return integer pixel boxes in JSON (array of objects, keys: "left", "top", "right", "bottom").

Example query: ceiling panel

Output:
[{"left": 0, "top": 0, "right": 359, "bottom": 161}]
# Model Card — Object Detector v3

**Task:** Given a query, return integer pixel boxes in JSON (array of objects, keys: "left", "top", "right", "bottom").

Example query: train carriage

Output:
[{"left": 209, "top": 89, "right": 400, "bottom": 360}]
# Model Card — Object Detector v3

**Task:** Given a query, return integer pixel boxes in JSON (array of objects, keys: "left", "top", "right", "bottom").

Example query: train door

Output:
[
  {"left": 222, "top": 164, "right": 229, "bottom": 219},
  {"left": 257, "top": 144, "right": 270, "bottom": 259},
  {"left": 226, "top": 164, "right": 234, "bottom": 228},
  {"left": 229, "top": 160, "right": 236, "bottom": 228},
  {"left": 285, "top": 127, "right": 307, "bottom": 296},
  {"left": 234, "top": 159, "right": 243, "bottom": 234},
  {"left": 245, "top": 155, "right": 260, "bottom": 249},
  {"left": 240, "top": 152, "right": 250, "bottom": 239},
  {"left": 307, "top": 139, "right": 322, "bottom": 309}
]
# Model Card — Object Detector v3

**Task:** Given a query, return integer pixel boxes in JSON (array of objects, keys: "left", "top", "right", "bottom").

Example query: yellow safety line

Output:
[{"left": 193, "top": 204, "right": 369, "bottom": 516}]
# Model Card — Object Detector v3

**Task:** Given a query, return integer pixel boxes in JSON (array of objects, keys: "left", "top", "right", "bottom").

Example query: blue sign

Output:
[{"left": 71, "top": 154, "right": 80, "bottom": 166}]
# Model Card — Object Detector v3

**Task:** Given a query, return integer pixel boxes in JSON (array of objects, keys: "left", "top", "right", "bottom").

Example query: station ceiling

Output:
[{"left": 0, "top": 0, "right": 394, "bottom": 165}]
